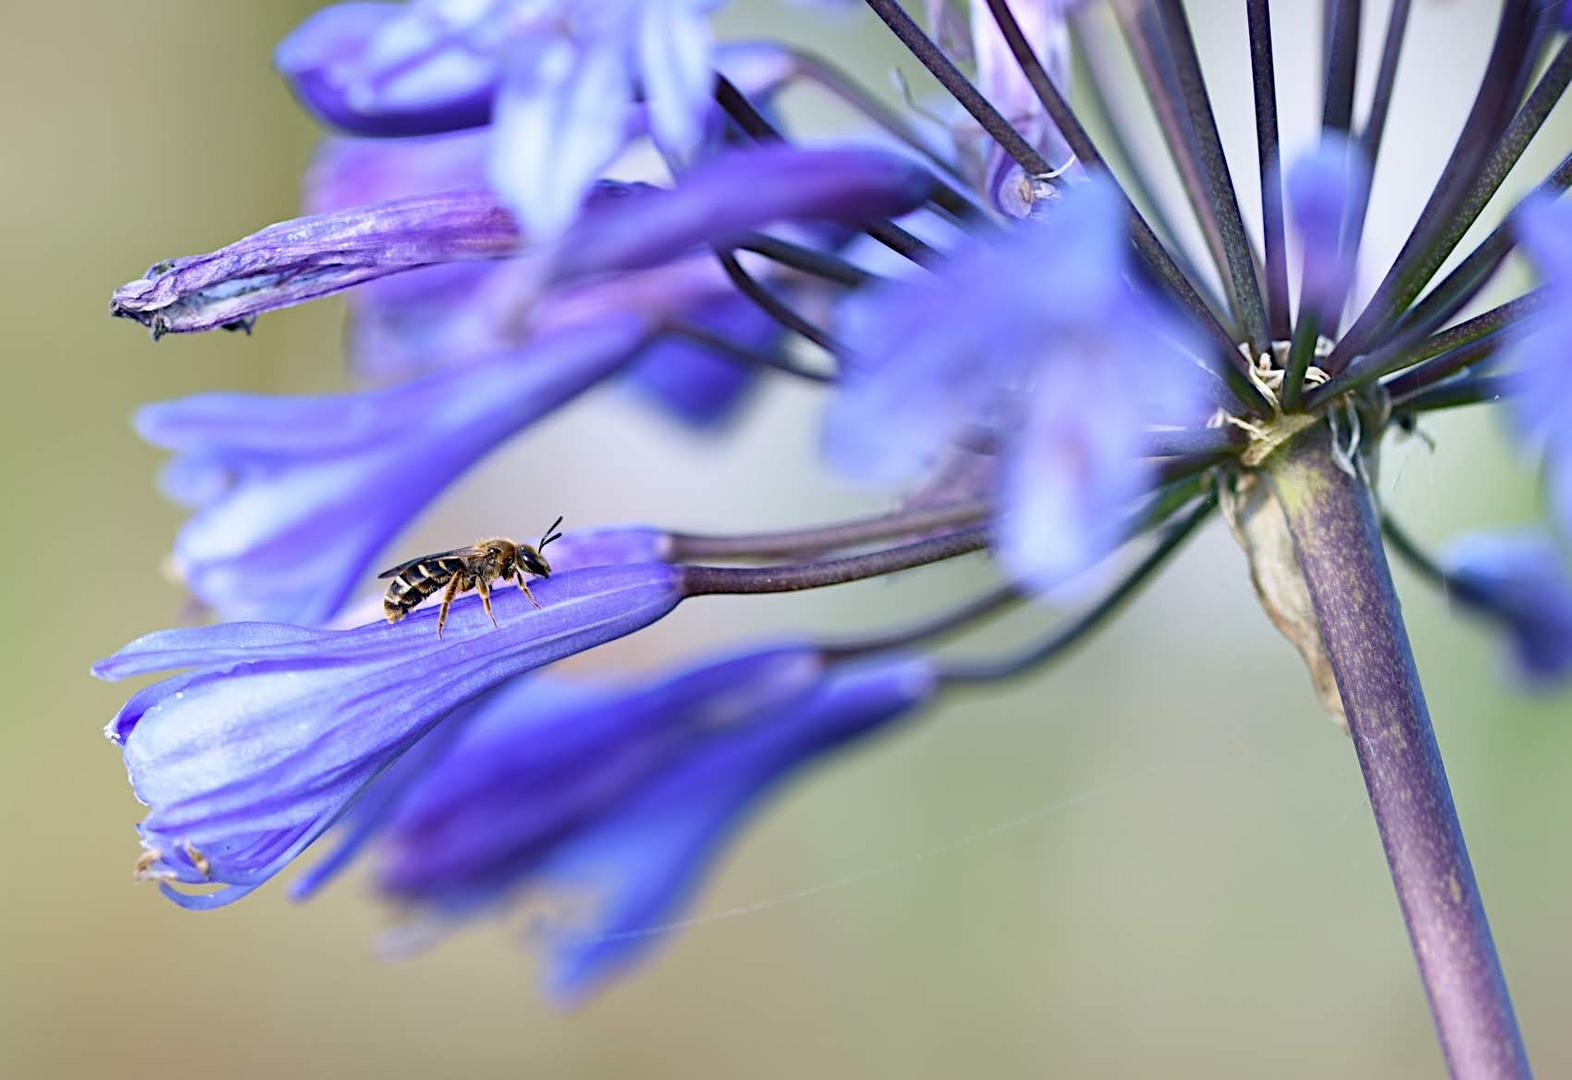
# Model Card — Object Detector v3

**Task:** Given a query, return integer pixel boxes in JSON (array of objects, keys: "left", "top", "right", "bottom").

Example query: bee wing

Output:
[{"left": 376, "top": 547, "right": 484, "bottom": 579}]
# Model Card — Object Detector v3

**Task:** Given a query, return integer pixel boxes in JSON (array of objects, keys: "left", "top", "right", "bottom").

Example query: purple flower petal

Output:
[
  {"left": 623, "top": 291, "right": 770, "bottom": 426},
  {"left": 826, "top": 178, "right": 1204, "bottom": 591},
  {"left": 1441, "top": 531, "right": 1572, "bottom": 687},
  {"left": 535, "top": 655, "right": 936, "bottom": 1001},
  {"left": 634, "top": 0, "right": 717, "bottom": 161},
  {"left": 275, "top": 2, "right": 502, "bottom": 136},
  {"left": 1284, "top": 133, "right": 1370, "bottom": 319},
  {"left": 543, "top": 525, "right": 675, "bottom": 575},
  {"left": 488, "top": 31, "right": 639, "bottom": 238},
  {"left": 967, "top": 0, "right": 1073, "bottom": 155},
  {"left": 137, "top": 315, "right": 652, "bottom": 624},
  {"left": 374, "top": 645, "right": 827, "bottom": 914},
  {"left": 277, "top": 0, "right": 737, "bottom": 235},
  {"left": 110, "top": 190, "right": 522, "bottom": 337},
  {"left": 114, "top": 146, "right": 925, "bottom": 340},
  {"left": 548, "top": 144, "right": 936, "bottom": 282},
  {"left": 1505, "top": 195, "right": 1572, "bottom": 533},
  {"left": 95, "top": 561, "right": 686, "bottom": 907},
  {"left": 826, "top": 178, "right": 1135, "bottom": 485},
  {"left": 304, "top": 129, "right": 491, "bottom": 215},
  {"left": 290, "top": 676, "right": 605, "bottom": 901},
  {"left": 998, "top": 360, "right": 1149, "bottom": 593}
]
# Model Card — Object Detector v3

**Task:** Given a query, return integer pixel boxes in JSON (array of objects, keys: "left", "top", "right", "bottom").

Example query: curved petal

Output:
[{"left": 275, "top": 2, "right": 499, "bottom": 136}]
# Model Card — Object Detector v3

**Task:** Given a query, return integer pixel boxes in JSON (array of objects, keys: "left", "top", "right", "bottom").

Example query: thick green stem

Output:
[{"left": 1265, "top": 427, "right": 1529, "bottom": 1078}]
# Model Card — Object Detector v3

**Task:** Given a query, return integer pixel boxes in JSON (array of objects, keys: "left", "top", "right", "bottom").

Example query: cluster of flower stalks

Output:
[{"left": 102, "top": 0, "right": 1572, "bottom": 1069}]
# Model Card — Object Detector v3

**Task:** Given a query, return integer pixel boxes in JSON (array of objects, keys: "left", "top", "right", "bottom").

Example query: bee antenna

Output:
[{"left": 539, "top": 515, "right": 564, "bottom": 549}]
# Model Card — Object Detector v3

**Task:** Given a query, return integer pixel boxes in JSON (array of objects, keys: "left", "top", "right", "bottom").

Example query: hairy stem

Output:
[
  {"left": 1071, "top": 17, "right": 1200, "bottom": 279},
  {"left": 786, "top": 46, "right": 968, "bottom": 185},
  {"left": 1118, "top": 7, "right": 1238, "bottom": 325},
  {"left": 1390, "top": 372, "right": 1510, "bottom": 415},
  {"left": 1266, "top": 426, "right": 1530, "bottom": 1078},
  {"left": 1343, "top": 0, "right": 1413, "bottom": 268},
  {"left": 735, "top": 233, "right": 876, "bottom": 287},
  {"left": 1320, "top": 0, "right": 1362, "bottom": 134}
]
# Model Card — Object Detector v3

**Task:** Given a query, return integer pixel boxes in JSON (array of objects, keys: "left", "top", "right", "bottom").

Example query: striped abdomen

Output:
[{"left": 383, "top": 557, "right": 468, "bottom": 623}]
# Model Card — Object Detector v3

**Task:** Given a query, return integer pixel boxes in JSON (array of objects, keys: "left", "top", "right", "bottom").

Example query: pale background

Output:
[{"left": 1, "top": 2, "right": 1568, "bottom": 1077}]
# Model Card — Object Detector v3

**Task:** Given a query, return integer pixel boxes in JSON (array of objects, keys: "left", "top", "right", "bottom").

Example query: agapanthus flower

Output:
[
  {"left": 1441, "top": 532, "right": 1572, "bottom": 687},
  {"left": 103, "top": 1, "right": 1572, "bottom": 1067},
  {"left": 367, "top": 648, "right": 936, "bottom": 1000},
  {"left": 95, "top": 562, "right": 685, "bottom": 908}
]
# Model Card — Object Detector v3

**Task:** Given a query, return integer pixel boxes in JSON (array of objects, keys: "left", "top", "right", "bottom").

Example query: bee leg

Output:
[
  {"left": 435, "top": 573, "right": 464, "bottom": 639},
  {"left": 475, "top": 575, "right": 498, "bottom": 628},
  {"left": 515, "top": 571, "right": 542, "bottom": 610}
]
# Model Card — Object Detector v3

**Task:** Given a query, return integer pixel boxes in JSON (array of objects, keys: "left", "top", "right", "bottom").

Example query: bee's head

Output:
[
  {"left": 520, "top": 547, "right": 553, "bottom": 578},
  {"left": 523, "top": 515, "right": 564, "bottom": 579}
]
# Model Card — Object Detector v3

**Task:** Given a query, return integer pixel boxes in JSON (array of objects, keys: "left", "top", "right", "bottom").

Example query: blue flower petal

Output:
[
  {"left": 825, "top": 178, "right": 1204, "bottom": 592},
  {"left": 110, "top": 189, "right": 523, "bottom": 336},
  {"left": 1442, "top": 531, "right": 1572, "bottom": 687},
  {"left": 489, "top": 32, "right": 637, "bottom": 238},
  {"left": 636, "top": 0, "right": 716, "bottom": 160},
  {"left": 100, "top": 562, "right": 685, "bottom": 902},
  {"left": 137, "top": 315, "right": 651, "bottom": 624},
  {"left": 374, "top": 645, "right": 826, "bottom": 912},
  {"left": 1284, "top": 133, "right": 1370, "bottom": 319},
  {"left": 624, "top": 292, "right": 769, "bottom": 426},
  {"left": 537, "top": 655, "right": 936, "bottom": 1002},
  {"left": 1505, "top": 195, "right": 1572, "bottom": 534},
  {"left": 276, "top": 2, "right": 498, "bottom": 136}
]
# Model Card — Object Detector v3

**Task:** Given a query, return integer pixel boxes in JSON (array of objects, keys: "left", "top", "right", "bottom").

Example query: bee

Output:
[{"left": 379, "top": 517, "right": 564, "bottom": 638}]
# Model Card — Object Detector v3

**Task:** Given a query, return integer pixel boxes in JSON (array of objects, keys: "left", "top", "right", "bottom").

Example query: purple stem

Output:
[{"left": 1267, "top": 426, "right": 1530, "bottom": 1078}]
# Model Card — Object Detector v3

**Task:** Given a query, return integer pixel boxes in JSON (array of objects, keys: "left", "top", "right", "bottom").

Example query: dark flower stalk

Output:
[
  {"left": 1245, "top": 0, "right": 1290, "bottom": 340},
  {"left": 1266, "top": 427, "right": 1529, "bottom": 1077}
]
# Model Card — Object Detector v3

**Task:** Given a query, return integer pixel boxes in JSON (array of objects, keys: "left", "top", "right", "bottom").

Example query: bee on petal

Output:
[{"left": 380, "top": 517, "right": 563, "bottom": 637}]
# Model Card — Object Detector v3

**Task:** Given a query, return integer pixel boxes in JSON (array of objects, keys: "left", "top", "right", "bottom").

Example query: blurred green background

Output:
[{"left": 1, "top": 2, "right": 1568, "bottom": 1077}]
